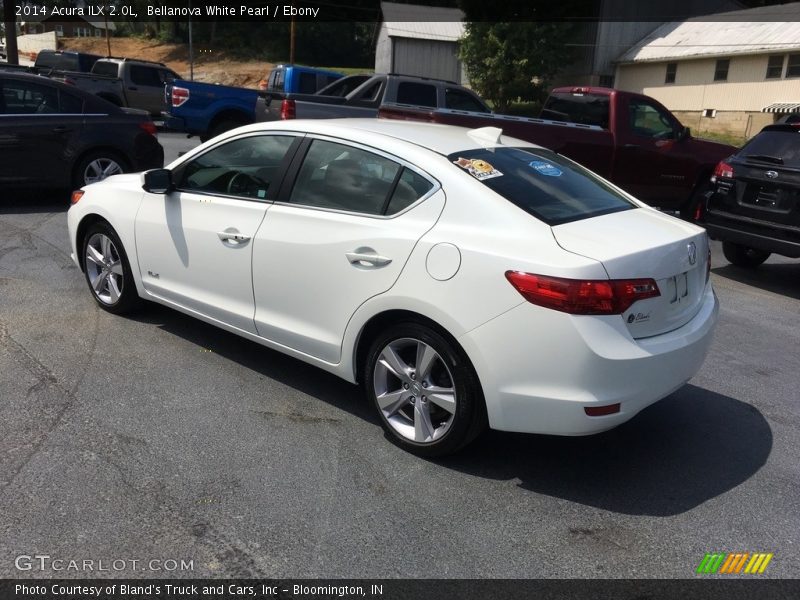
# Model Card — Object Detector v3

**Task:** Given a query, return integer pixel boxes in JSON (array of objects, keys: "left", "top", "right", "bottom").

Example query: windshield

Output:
[{"left": 448, "top": 147, "right": 635, "bottom": 225}]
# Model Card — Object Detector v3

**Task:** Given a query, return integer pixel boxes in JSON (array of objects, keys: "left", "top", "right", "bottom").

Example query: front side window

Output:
[
  {"left": 130, "top": 66, "right": 162, "bottom": 87},
  {"left": 0, "top": 80, "right": 59, "bottom": 114},
  {"left": 289, "top": 139, "right": 432, "bottom": 215},
  {"left": 665, "top": 62, "right": 677, "bottom": 84},
  {"left": 176, "top": 135, "right": 296, "bottom": 200},
  {"left": 447, "top": 147, "right": 635, "bottom": 226},
  {"left": 628, "top": 99, "right": 676, "bottom": 140}
]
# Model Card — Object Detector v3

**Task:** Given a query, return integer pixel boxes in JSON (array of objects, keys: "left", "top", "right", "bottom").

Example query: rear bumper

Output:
[
  {"left": 459, "top": 285, "right": 719, "bottom": 435},
  {"left": 705, "top": 212, "right": 800, "bottom": 258}
]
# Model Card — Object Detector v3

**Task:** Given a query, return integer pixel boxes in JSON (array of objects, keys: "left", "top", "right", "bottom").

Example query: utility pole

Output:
[
  {"left": 3, "top": 0, "right": 19, "bottom": 65},
  {"left": 188, "top": 0, "right": 194, "bottom": 80},
  {"left": 104, "top": 2, "right": 111, "bottom": 57},
  {"left": 289, "top": 3, "right": 295, "bottom": 64}
]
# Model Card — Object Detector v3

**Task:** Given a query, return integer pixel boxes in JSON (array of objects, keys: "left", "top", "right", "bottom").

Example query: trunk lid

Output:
[{"left": 552, "top": 208, "right": 709, "bottom": 338}]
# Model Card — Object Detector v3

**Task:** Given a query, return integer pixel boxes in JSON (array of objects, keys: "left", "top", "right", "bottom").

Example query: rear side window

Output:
[
  {"left": 540, "top": 93, "right": 610, "bottom": 128},
  {"left": 298, "top": 72, "right": 317, "bottom": 94},
  {"left": 397, "top": 82, "right": 437, "bottom": 107},
  {"left": 59, "top": 91, "right": 83, "bottom": 113},
  {"left": 739, "top": 130, "right": 800, "bottom": 168},
  {"left": 448, "top": 147, "right": 634, "bottom": 226}
]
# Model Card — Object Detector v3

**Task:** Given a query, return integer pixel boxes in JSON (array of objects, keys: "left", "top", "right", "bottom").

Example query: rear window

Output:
[
  {"left": 738, "top": 130, "right": 800, "bottom": 168},
  {"left": 92, "top": 61, "right": 119, "bottom": 77},
  {"left": 298, "top": 72, "right": 317, "bottom": 94},
  {"left": 448, "top": 147, "right": 635, "bottom": 226},
  {"left": 541, "top": 92, "right": 610, "bottom": 128}
]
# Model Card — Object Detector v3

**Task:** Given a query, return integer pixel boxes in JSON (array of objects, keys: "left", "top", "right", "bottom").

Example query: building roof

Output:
[
  {"left": 380, "top": 2, "right": 465, "bottom": 42},
  {"left": 617, "top": 2, "right": 800, "bottom": 64}
]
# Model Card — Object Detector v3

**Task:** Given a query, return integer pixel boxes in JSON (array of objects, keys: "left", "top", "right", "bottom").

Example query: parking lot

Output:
[{"left": 0, "top": 132, "right": 798, "bottom": 579}]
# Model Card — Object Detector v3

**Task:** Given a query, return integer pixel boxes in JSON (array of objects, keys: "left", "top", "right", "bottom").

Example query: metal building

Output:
[{"left": 375, "top": 2, "right": 466, "bottom": 84}]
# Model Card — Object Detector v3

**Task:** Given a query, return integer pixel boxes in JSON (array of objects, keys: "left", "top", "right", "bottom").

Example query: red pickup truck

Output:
[{"left": 379, "top": 86, "right": 737, "bottom": 216}]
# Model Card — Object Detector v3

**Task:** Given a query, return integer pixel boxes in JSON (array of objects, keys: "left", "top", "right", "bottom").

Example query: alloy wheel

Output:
[
  {"left": 83, "top": 158, "right": 123, "bottom": 185},
  {"left": 84, "top": 232, "right": 124, "bottom": 305},
  {"left": 372, "top": 337, "right": 457, "bottom": 444}
]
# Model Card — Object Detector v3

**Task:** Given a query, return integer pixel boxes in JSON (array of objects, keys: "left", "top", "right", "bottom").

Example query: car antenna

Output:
[{"left": 468, "top": 127, "right": 503, "bottom": 145}]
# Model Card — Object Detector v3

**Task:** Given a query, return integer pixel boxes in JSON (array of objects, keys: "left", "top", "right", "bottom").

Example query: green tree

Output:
[{"left": 458, "top": 21, "right": 576, "bottom": 113}]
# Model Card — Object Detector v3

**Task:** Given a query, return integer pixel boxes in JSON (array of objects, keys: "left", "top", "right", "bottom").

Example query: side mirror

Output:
[
  {"left": 142, "top": 168, "right": 173, "bottom": 194},
  {"left": 678, "top": 126, "right": 691, "bottom": 141}
]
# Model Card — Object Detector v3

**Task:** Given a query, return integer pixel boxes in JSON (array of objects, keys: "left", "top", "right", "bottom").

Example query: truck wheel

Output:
[
  {"left": 722, "top": 242, "right": 770, "bottom": 268},
  {"left": 681, "top": 180, "right": 712, "bottom": 221}
]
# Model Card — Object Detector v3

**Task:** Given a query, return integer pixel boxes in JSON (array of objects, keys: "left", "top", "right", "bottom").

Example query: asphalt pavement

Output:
[{"left": 0, "top": 135, "right": 798, "bottom": 579}]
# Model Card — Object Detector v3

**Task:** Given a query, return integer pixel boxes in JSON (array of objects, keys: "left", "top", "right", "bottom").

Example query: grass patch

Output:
[{"left": 694, "top": 129, "right": 746, "bottom": 148}]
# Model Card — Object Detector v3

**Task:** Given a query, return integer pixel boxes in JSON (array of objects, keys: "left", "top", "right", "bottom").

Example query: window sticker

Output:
[
  {"left": 529, "top": 160, "right": 563, "bottom": 177},
  {"left": 453, "top": 157, "right": 503, "bottom": 180}
]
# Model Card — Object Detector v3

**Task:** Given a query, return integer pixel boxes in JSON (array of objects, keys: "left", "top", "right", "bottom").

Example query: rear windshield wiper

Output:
[{"left": 743, "top": 154, "right": 784, "bottom": 165}]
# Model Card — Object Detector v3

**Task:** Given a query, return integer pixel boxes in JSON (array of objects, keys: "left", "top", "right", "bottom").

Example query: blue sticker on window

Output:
[{"left": 529, "top": 160, "right": 562, "bottom": 177}]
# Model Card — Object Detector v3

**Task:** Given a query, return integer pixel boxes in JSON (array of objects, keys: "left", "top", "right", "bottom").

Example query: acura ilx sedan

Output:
[{"left": 67, "top": 119, "right": 718, "bottom": 456}]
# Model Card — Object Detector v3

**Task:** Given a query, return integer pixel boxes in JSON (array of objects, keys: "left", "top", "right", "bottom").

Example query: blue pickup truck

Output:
[{"left": 164, "top": 65, "right": 344, "bottom": 141}]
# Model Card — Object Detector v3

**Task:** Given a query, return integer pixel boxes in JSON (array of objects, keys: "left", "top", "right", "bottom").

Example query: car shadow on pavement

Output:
[
  {"left": 0, "top": 192, "right": 70, "bottom": 214},
  {"left": 712, "top": 262, "right": 800, "bottom": 300},
  {"left": 130, "top": 304, "right": 376, "bottom": 422},
  {"left": 443, "top": 384, "right": 772, "bottom": 516},
  {"left": 130, "top": 306, "right": 772, "bottom": 518}
]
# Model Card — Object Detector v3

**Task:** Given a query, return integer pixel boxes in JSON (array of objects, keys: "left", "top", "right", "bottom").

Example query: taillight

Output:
[
  {"left": 171, "top": 86, "right": 190, "bottom": 107},
  {"left": 280, "top": 99, "right": 296, "bottom": 120},
  {"left": 711, "top": 160, "right": 734, "bottom": 183},
  {"left": 70, "top": 190, "right": 84, "bottom": 204},
  {"left": 585, "top": 404, "right": 621, "bottom": 416},
  {"left": 505, "top": 271, "right": 660, "bottom": 315},
  {"left": 63, "top": 77, "right": 76, "bottom": 86},
  {"left": 139, "top": 121, "right": 157, "bottom": 136},
  {"left": 693, "top": 198, "right": 705, "bottom": 222}
]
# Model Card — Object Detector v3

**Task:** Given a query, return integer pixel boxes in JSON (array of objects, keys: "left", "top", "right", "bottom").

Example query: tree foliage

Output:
[{"left": 458, "top": 21, "right": 576, "bottom": 113}]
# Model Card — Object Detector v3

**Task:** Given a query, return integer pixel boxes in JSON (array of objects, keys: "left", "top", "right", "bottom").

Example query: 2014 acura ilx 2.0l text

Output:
[{"left": 67, "top": 119, "right": 718, "bottom": 456}]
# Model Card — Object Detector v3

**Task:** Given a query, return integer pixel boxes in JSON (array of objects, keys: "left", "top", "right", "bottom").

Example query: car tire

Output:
[
  {"left": 364, "top": 321, "right": 486, "bottom": 457},
  {"left": 73, "top": 151, "right": 129, "bottom": 188},
  {"left": 722, "top": 241, "right": 770, "bottom": 268},
  {"left": 81, "top": 222, "right": 142, "bottom": 314}
]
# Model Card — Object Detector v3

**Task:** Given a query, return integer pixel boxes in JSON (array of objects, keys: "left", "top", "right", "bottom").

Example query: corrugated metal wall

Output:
[{"left": 391, "top": 38, "right": 462, "bottom": 83}]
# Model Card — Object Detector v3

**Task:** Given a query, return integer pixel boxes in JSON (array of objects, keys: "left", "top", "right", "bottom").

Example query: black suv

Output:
[{"left": 704, "top": 124, "right": 800, "bottom": 267}]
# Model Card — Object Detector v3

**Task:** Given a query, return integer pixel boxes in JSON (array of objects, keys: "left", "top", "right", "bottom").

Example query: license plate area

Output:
[{"left": 663, "top": 271, "right": 690, "bottom": 305}]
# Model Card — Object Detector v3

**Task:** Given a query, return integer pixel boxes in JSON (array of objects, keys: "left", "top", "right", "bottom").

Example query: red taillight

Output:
[
  {"left": 139, "top": 121, "right": 157, "bottom": 136},
  {"left": 505, "top": 271, "right": 660, "bottom": 315},
  {"left": 585, "top": 404, "right": 621, "bottom": 417},
  {"left": 280, "top": 99, "right": 296, "bottom": 120},
  {"left": 693, "top": 199, "right": 705, "bottom": 222},
  {"left": 171, "top": 86, "right": 190, "bottom": 107},
  {"left": 70, "top": 190, "right": 84, "bottom": 204},
  {"left": 711, "top": 160, "right": 734, "bottom": 182}
]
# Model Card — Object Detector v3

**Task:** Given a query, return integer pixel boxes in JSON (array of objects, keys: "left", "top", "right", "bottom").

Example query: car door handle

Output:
[
  {"left": 217, "top": 230, "right": 251, "bottom": 244},
  {"left": 128, "top": 86, "right": 138, "bottom": 91},
  {"left": 346, "top": 249, "right": 392, "bottom": 268},
  {"left": 623, "top": 143, "right": 641, "bottom": 149},
  {"left": 53, "top": 126, "right": 72, "bottom": 133}
]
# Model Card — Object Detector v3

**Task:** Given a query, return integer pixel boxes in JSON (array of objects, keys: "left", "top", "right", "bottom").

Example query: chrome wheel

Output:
[
  {"left": 85, "top": 232, "right": 124, "bottom": 305},
  {"left": 372, "top": 337, "right": 457, "bottom": 444},
  {"left": 83, "top": 158, "right": 123, "bottom": 185}
]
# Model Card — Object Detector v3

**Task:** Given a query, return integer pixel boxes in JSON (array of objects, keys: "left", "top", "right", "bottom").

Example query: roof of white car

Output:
[{"left": 237, "top": 118, "right": 536, "bottom": 156}]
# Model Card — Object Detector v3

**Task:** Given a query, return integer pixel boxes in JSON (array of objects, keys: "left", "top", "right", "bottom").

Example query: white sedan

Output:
[{"left": 67, "top": 119, "right": 718, "bottom": 456}]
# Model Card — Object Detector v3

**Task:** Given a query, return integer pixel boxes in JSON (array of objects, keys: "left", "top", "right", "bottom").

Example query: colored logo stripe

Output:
[{"left": 697, "top": 552, "right": 773, "bottom": 574}]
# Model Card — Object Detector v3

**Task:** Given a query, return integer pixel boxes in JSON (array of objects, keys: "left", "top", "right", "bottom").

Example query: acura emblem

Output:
[
  {"left": 688, "top": 242, "right": 697, "bottom": 265},
  {"left": 765, "top": 170, "right": 779, "bottom": 179}
]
